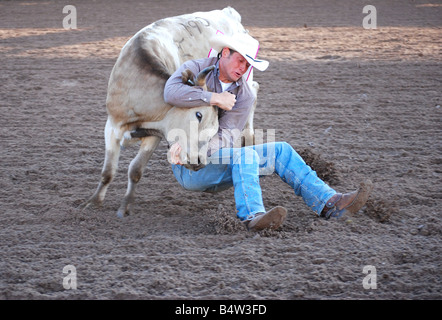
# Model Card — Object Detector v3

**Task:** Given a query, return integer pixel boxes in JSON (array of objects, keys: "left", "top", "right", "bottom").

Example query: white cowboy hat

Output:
[{"left": 209, "top": 32, "right": 269, "bottom": 71}]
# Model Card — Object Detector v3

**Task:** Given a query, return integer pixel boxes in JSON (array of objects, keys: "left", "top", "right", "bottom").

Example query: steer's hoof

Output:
[
  {"left": 79, "top": 199, "right": 100, "bottom": 211},
  {"left": 116, "top": 207, "right": 130, "bottom": 219}
]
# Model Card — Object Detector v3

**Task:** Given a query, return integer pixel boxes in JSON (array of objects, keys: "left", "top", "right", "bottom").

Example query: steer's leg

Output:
[
  {"left": 82, "top": 118, "right": 122, "bottom": 209},
  {"left": 116, "top": 135, "right": 161, "bottom": 218}
]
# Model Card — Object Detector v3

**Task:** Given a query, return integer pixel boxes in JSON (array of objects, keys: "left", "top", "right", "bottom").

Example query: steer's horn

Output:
[
  {"left": 196, "top": 65, "right": 215, "bottom": 87},
  {"left": 181, "top": 69, "right": 195, "bottom": 86}
]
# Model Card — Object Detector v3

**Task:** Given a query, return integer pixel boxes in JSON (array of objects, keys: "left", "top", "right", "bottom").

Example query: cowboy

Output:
[{"left": 164, "top": 33, "right": 372, "bottom": 231}]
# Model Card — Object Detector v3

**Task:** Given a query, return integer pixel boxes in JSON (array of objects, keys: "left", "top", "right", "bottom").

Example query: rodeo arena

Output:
[{"left": 0, "top": 0, "right": 440, "bottom": 310}]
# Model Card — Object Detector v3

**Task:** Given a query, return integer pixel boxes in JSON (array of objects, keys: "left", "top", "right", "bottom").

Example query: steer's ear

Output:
[{"left": 181, "top": 69, "right": 195, "bottom": 86}]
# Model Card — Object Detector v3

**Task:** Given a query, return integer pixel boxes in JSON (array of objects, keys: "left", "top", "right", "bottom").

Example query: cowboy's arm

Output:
[
  {"left": 164, "top": 59, "right": 212, "bottom": 108},
  {"left": 164, "top": 59, "right": 236, "bottom": 110}
]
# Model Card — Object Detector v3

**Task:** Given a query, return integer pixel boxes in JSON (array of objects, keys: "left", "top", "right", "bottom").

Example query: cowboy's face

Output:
[{"left": 219, "top": 48, "right": 251, "bottom": 83}]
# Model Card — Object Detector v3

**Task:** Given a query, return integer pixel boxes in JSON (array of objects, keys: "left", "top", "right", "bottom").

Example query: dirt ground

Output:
[{"left": 0, "top": 0, "right": 441, "bottom": 300}]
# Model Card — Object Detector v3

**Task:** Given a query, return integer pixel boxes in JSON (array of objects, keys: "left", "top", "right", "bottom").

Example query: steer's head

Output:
[{"left": 166, "top": 66, "right": 219, "bottom": 171}]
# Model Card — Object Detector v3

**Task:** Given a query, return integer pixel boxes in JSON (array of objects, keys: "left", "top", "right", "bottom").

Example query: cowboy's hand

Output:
[
  {"left": 169, "top": 143, "right": 183, "bottom": 165},
  {"left": 211, "top": 91, "right": 236, "bottom": 111}
]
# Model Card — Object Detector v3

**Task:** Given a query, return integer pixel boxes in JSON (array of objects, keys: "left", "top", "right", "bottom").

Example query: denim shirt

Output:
[{"left": 164, "top": 57, "right": 256, "bottom": 155}]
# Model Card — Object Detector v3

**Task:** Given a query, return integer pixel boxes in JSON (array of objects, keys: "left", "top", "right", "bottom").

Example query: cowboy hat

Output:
[{"left": 209, "top": 32, "right": 269, "bottom": 71}]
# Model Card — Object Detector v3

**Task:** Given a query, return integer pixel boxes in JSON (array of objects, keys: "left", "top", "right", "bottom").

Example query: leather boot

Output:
[
  {"left": 321, "top": 179, "right": 373, "bottom": 219},
  {"left": 246, "top": 206, "right": 287, "bottom": 231}
]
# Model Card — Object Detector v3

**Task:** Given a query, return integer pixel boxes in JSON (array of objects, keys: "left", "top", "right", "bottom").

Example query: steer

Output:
[{"left": 82, "top": 7, "right": 260, "bottom": 217}]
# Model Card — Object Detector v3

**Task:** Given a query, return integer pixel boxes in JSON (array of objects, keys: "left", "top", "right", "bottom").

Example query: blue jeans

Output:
[{"left": 172, "top": 142, "right": 336, "bottom": 221}]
